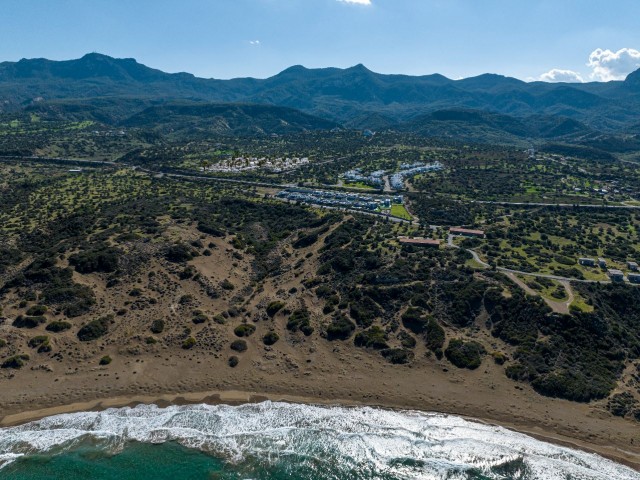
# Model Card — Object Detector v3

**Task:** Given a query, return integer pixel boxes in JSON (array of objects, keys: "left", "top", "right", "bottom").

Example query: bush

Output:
[
  {"left": 266, "top": 301, "right": 286, "bottom": 317},
  {"left": 28, "top": 335, "right": 49, "bottom": 348},
  {"left": 13, "top": 315, "right": 46, "bottom": 329},
  {"left": 425, "top": 319, "right": 445, "bottom": 352},
  {"left": 0, "top": 339, "right": 6, "bottom": 348},
  {"left": 381, "top": 348, "right": 413, "bottom": 364},
  {"left": 165, "top": 244, "right": 196, "bottom": 263},
  {"left": 192, "top": 312, "right": 209, "bottom": 324},
  {"left": 99, "top": 355, "right": 112, "bottom": 365},
  {"left": 263, "top": 331, "right": 280, "bottom": 346},
  {"left": 182, "top": 337, "right": 196, "bottom": 349},
  {"left": 445, "top": 339, "right": 486, "bottom": 370},
  {"left": 607, "top": 392, "right": 638, "bottom": 418},
  {"left": 26, "top": 305, "right": 47, "bottom": 316},
  {"left": 1, "top": 354, "right": 30, "bottom": 369},
  {"left": 150, "top": 319, "right": 165, "bottom": 334},
  {"left": 401, "top": 308, "right": 428, "bottom": 334},
  {"left": 228, "top": 356, "right": 239, "bottom": 367},
  {"left": 221, "top": 279, "right": 235, "bottom": 291},
  {"left": 69, "top": 247, "right": 120, "bottom": 274},
  {"left": 354, "top": 326, "right": 389, "bottom": 350},
  {"left": 77, "top": 315, "right": 112, "bottom": 342},
  {"left": 326, "top": 315, "right": 355, "bottom": 340},
  {"left": 287, "top": 309, "right": 314, "bottom": 336},
  {"left": 213, "top": 314, "right": 226, "bottom": 325},
  {"left": 398, "top": 331, "right": 416, "bottom": 349},
  {"left": 230, "top": 339, "right": 248, "bottom": 352},
  {"left": 46, "top": 321, "right": 72, "bottom": 333},
  {"left": 234, "top": 324, "right": 256, "bottom": 338}
]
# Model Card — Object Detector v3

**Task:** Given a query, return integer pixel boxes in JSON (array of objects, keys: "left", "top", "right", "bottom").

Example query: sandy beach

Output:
[{"left": 1, "top": 348, "right": 639, "bottom": 472}]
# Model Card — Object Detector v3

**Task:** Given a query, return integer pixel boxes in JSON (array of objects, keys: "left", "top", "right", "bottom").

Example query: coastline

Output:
[{"left": 2, "top": 388, "right": 639, "bottom": 472}]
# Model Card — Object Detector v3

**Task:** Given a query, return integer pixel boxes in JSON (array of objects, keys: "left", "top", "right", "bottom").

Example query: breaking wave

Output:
[{"left": 0, "top": 401, "right": 638, "bottom": 479}]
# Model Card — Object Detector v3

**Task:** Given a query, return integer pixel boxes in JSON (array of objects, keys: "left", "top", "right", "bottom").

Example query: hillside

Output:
[{"left": 122, "top": 103, "right": 339, "bottom": 136}]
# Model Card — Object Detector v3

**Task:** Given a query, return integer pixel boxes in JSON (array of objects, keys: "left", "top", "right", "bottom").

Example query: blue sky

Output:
[{"left": 2, "top": 0, "right": 640, "bottom": 82}]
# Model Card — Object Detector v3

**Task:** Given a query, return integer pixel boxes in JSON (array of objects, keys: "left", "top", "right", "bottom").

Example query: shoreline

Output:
[{"left": 2, "top": 388, "right": 639, "bottom": 472}]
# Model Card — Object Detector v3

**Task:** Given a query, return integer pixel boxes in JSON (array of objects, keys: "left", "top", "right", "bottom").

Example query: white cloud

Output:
[
  {"left": 249, "top": 40, "right": 261, "bottom": 46},
  {"left": 337, "top": 0, "right": 372, "bottom": 5},
  {"left": 539, "top": 69, "right": 585, "bottom": 83},
  {"left": 587, "top": 48, "right": 640, "bottom": 81}
]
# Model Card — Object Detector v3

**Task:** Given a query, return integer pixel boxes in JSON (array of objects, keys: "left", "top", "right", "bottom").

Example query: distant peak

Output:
[{"left": 349, "top": 63, "right": 371, "bottom": 72}]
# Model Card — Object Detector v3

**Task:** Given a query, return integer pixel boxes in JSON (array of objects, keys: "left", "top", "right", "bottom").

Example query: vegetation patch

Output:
[
  {"left": 445, "top": 339, "right": 486, "bottom": 370},
  {"left": 77, "top": 315, "right": 112, "bottom": 342}
]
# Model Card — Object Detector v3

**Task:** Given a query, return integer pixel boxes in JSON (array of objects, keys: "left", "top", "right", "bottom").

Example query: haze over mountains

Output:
[{"left": 2, "top": 53, "right": 640, "bottom": 143}]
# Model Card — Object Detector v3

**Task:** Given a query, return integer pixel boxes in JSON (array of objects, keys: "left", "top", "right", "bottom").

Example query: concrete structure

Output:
[
  {"left": 398, "top": 237, "right": 441, "bottom": 248},
  {"left": 628, "top": 273, "right": 640, "bottom": 284},
  {"left": 449, "top": 227, "right": 485, "bottom": 238},
  {"left": 598, "top": 258, "right": 607, "bottom": 268},
  {"left": 579, "top": 258, "right": 596, "bottom": 267},
  {"left": 628, "top": 261, "right": 639, "bottom": 271},
  {"left": 608, "top": 269, "right": 625, "bottom": 282}
]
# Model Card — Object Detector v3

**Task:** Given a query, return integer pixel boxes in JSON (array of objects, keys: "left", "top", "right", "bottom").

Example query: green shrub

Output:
[
  {"left": 228, "top": 356, "right": 239, "bottom": 367},
  {"left": 46, "top": 321, "right": 72, "bottom": 333},
  {"left": 77, "top": 315, "right": 112, "bottom": 342},
  {"left": 192, "top": 312, "right": 209, "bottom": 324},
  {"left": 213, "top": 314, "right": 226, "bottom": 325},
  {"left": 287, "top": 309, "right": 314, "bottom": 336},
  {"left": 381, "top": 348, "right": 413, "bottom": 365},
  {"left": 165, "top": 244, "right": 196, "bottom": 263},
  {"left": 69, "top": 247, "right": 120, "bottom": 274},
  {"left": 234, "top": 324, "right": 256, "bottom": 337},
  {"left": 28, "top": 336, "right": 49, "bottom": 348},
  {"left": 398, "top": 331, "right": 417, "bottom": 349},
  {"left": 607, "top": 392, "right": 638, "bottom": 418},
  {"left": 401, "top": 307, "right": 428, "bottom": 334},
  {"left": 150, "top": 319, "right": 165, "bottom": 334},
  {"left": 182, "top": 337, "right": 196, "bottom": 349},
  {"left": 221, "top": 279, "right": 235, "bottom": 290},
  {"left": 266, "top": 301, "right": 285, "bottom": 317},
  {"left": 424, "top": 319, "right": 445, "bottom": 352},
  {"left": 99, "top": 355, "right": 112, "bottom": 365},
  {"left": 0, "top": 339, "right": 6, "bottom": 348},
  {"left": 263, "top": 331, "right": 280, "bottom": 346},
  {"left": 230, "top": 340, "right": 248, "bottom": 352},
  {"left": 1, "top": 354, "right": 30, "bottom": 369},
  {"left": 26, "top": 305, "right": 47, "bottom": 316},
  {"left": 445, "top": 339, "right": 486, "bottom": 370},
  {"left": 326, "top": 315, "right": 355, "bottom": 340},
  {"left": 13, "top": 315, "right": 46, "bottom": 329},
  {"left": 354, "top": 326, "right": 389, "bottom": 350}
]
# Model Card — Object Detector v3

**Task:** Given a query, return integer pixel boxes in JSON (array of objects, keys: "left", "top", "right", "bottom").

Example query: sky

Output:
[{"left": 2, "top": 0, "right": 640, "bottom": 82}]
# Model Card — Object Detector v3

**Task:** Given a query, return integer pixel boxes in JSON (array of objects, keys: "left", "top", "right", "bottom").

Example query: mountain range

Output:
[{"left": 1, "top": 53, "right": 640, "bottom": 142}]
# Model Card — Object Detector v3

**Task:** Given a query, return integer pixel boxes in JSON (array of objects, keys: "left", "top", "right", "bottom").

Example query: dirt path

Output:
[{"left": 503, "top": 272, "right": 575, "bottom": 314}]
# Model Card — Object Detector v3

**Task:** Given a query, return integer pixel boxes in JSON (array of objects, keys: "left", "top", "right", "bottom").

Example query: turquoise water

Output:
[{"left": 0, "top": 402, "right": 638, "bottom": 480}]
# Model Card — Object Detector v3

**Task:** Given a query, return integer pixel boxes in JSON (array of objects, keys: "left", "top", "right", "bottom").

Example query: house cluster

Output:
[
  {"left": 389, "top": 161, "right": 443, "bottom": 190},
  {"left": 578, "top": 257, "right": 640, "bottom": 283},
  {"left": 277, "top": 188, "right": 403, "bottom": 212},
  {"left": 341, "top": 161, "right": 443, "bottom": 190},
  {"left": 343, "top": 168, "right": 386, "bottom": 187},
  {"left": 202, "top": 156, "right": 310, "bottom": 173}
]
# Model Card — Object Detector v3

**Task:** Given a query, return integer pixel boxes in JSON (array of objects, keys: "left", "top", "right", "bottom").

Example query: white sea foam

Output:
[{"left": 0, "top": 401, "right": 638, "bottom": 479}]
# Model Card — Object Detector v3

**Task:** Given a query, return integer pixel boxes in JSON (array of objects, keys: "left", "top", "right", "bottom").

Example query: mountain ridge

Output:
[{"left": 1, "top": 53, "right": 640, "bottom": 135}]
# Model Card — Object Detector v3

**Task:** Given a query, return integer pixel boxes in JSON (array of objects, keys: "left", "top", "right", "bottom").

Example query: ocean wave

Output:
[{"left": 0, "top": 401, "right": 637, "bottom": 479}]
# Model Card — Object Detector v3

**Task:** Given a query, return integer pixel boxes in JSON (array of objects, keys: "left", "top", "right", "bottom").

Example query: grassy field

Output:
[{"left": 390, "top": 204, "right": 412, "bottom": 220}]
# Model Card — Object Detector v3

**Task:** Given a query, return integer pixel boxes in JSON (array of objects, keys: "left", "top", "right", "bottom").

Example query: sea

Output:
[{"left": 0, "top": 401, "right": 638, "bottom": 480}]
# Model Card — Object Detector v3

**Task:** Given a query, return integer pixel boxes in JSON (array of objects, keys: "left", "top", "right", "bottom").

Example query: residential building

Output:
[
  {"left": 608, "top": 269, "right": 625, "bottom": 282},
  {"left": 579, "top": 258, "right": 596, "bottom": 267},
  {"left": 598, "top": 258, "right": 607, "bottom": 268},
  {"left": 628, "top": 261, "right": 639, "bottom": 271},
  {"left": 398, "top": 237, "right": 441, "bottom": 248},
  {"left": 449, "top": 227, "right": 485, "bottom": 238},
  {"left": 628, "top": 273, "right": 640, "bottom": 284}
]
